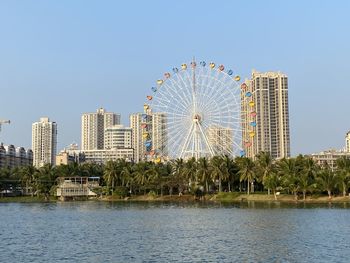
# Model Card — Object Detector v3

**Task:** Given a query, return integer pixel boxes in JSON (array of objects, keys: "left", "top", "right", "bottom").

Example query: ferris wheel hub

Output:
[{"left": 193, "top": 114, "right": 201, "bottom": 123}]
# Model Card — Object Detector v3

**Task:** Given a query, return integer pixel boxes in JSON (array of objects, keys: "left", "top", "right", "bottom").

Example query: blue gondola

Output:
[
  {"left": 240, "top": 150, "right": 246, "bottom": 157},
  {"left": 250, "top": 121, "right": 256, "bottom": 127},
  {"left": 227, "top": 69, "right": 233, "bottom": 75},
  {"left": 151, "top": 87, "right": 157, "bottom": 92},
  {"left": 245, "top": 92, "right": 252, "bottom": 97},
  {"left": 173, "top": 67, "right": 179, "bottom": 73},
  {"left": 200, "top": 61, "right": 206, "bottom": 67}
]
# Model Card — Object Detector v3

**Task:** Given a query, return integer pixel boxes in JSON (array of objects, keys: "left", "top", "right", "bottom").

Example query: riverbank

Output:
[
  {"left": 101, "top": 192, "right": 350, "bottom": 203},
  {"left": 1, "top": 193, "right": 350, "bottom": 203}
]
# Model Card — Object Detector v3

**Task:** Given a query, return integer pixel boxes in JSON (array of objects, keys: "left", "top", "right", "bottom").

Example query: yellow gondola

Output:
[
  {"left": 143, "top": 104, "right": 149, "bottom": 111},
  {"left": 235, "top": 76, "right": 241, "bottom": 81},
  {"left": 155, "top": 158, "right": 161, "bottom": 163},
  {"left": 157, "top": 79, "right": 164, "bottom": 85},
  {"left": 209, "top": 62, "right": 215, "bottom": 69},
  {"left": 181, "top": 64, "right": 187, "bottom": 70},
  {"left": 249, "top": 101, "right": 255, "bottom": 107},
  {"left": 249, "top": 131, "right": 255, "bottom": 137}
]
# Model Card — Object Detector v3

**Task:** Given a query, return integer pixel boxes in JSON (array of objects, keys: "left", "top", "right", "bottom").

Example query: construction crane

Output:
[{"left": 0, "top": 119, "right": 10, "bottom": 133}]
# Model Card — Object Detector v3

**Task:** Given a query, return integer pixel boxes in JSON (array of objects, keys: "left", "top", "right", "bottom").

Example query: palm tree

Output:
[
  {"left": 335, "top": 156, "right": 350, "bottom": 197},
  {"left": 277, "top": 158, "right": 300, "bottom": 200},
  {"left": 183, "top": 157, "right": 197, "bottom": 182},
  {"left": 222, "top": 155, "right": 237, "bottom": 192},
  {"left": 255, "top": 151, "right": 274, "bottom": 194},
  {"left": 316, "top": 164, "right": 338, "bottom": 199},
  {"left": 121, "top": 162, "right": 133, "bottom": 191},
  {"left": 197, "top": 157, "right": 211, "bottom": 193},
  {"left": 299, "top": 157, "right": 318, "bottom": 200},
  {"left": 35, "top": 164, "right": 57, "bottom": 200},
  {"left": 19, "top": 165, "right": 37, "bottom": 196},
  {"left": 132, "top": 162, "right": 149, "bottom": 193},
  {"left": 236, "top": 157, "right": 256, "bottom": 195},
  {"left": 263, "top": 172, "right": 281, "bottom": 200},
  {"left": 103, "top": 160, "right": 120, "bottom": 194},
  {"left": 210, "top": 156, "right": 228, "bottom": 192}
]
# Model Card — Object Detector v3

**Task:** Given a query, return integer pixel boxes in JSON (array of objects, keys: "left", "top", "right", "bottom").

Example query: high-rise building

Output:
[
  {"left": 151, "top": 112, "right": 167, "bottom": 158},
  {"left": 130, "top": 113, "right": 146, "bottom": 162},
  {"left": 242, "top": 71, "right": 290, "bottom": 159},
  {"left": 130, "top": 112, "right": 167, "bottom": 162},
  {"left": 104, "top": 125, "right": 132, "bottom": 149},
  {"left": 81, "top": 108, "right": 120, "bottom": 150},
  {"left": 32, "top": 117, "right": 57, "bottom": 167},
  {"left": 346, "top": 131, "right": 350, "bottom": 153},
  {"left": 207, "top": 125, "right": 233, "bottom": 155}
]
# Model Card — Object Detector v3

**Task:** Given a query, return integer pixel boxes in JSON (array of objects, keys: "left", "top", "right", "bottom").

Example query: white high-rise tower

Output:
[
  {"left": 81, "top": 108, "right": 120, "bottom": 150},
  {"left": 32, "top": 117, "right": 57, "bottom": 167},
  {"left": 242, "top": 71, "right": 290, "bottom": 159}
]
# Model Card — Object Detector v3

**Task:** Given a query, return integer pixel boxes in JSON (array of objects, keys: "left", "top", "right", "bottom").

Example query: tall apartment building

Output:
[
  {"left": 242, "top": 71, "right": 290, "bottom": 159},
  {"left": 151, "top": 112, "right": 167, "bottom": 158},
  {"left": 81, "top": 108, "right": 120, "bottom": 150},
  {"left": 32, "top": 117, "right": 57, "bottom": 167},
  {"left": 104, "top": 125, "right": 132, "bottom": 149},
  {"left": 346, "top": 131, "right": 350, "bottom": 153},
  {"left": 130, "top": 112, "right": 167, "bottom": 162},
  {"left": 130, "top": 113, "right": 146, "bottom": 162}
]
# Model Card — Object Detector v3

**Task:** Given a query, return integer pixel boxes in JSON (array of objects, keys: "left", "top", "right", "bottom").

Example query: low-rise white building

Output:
[{"left": 310, "top": 149, "right": 350, "bottom": 171}]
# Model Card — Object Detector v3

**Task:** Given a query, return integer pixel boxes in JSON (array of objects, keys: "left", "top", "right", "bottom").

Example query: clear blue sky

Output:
[{"left": 0, "top": 0, "right": 349, "bottom": 155}]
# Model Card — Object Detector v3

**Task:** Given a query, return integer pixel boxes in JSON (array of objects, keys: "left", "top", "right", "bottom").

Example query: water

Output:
[{"left": 0, "top": 201, "right": 350, "bottom": 263}]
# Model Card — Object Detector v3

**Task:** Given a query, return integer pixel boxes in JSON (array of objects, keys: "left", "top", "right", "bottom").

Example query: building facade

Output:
[
  {"left": 130, "top": 113, "right": 146, "bottom": 162},
  {"left": 310, "top": 149, "right": 350, "bottom": 171},
  {"left": 56, "top": 150, "right": 85, "bottom": 166},
  {"left": 104, "top": 125, "right": 132, "bottom": 149},
  {"left": 67, "top": 148, "right": 134, "bottom": 164},
  {"left": 130, "top": 112, "right": 167, "bottom": 162},
  {"left": 207, "top": 125, "right": 233, "bottom": 155},
  {"left": 0, "top": 144, "right": 33, "bottom": 168},
  {"left": 81, "top": 108, "right": 120, "bottom": 150},
  {"left": 345, "top": 131, "right": 350, "bottom": 153},
  {"left": 32, "top": 117, "right": 57, "bottom": 167},
  {"left": 242, "top": 71, "right": 290, "bottom": 159}
]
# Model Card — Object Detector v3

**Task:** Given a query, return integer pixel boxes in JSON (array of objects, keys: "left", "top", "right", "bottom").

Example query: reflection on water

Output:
[{"left": 0, "top": 201, "right": 350, "bottom": 262}]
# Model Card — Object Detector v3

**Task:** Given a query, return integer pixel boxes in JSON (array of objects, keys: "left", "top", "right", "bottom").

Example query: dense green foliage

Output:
[{"left": 1, "top": 153, "right": 350, "bottom": 200}]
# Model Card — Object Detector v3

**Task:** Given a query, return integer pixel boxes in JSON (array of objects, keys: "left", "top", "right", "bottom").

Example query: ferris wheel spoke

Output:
[
  {"left": 151, "top": 96, "right": 188, "bottom": 114},
  {"left": 158, "top": 82, "right": 191, "bottom": 112},
  {"left": 169, "top": 74, "right": 192, "bottom": 106}
]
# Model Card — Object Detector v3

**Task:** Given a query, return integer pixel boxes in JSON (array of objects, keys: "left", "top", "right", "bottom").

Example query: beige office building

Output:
[
  {"left": 32, "top": 117, "right": 57, "bottom": 167},
  {"left": 242, "top": 71, "right": 290, "bottom": 159},
  {"left": 81, "top": 108, "right": 120, "bottom": 150},
  {"left": 104, "top": 125, "right": 132, "bottom": 149}
]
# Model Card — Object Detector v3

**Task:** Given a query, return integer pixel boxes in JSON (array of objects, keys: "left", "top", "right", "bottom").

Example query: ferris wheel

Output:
[{"left": 142, "top": 59, "right": 256, "bottom": 161}]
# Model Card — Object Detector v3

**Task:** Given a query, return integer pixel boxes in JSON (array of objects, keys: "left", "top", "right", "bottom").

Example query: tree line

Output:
[{"left": 1, "top": 152, "right": 350, "bottom": 200}]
